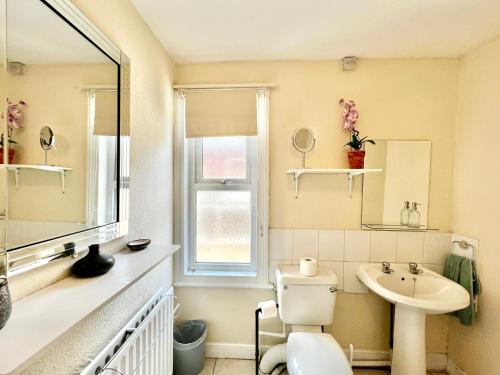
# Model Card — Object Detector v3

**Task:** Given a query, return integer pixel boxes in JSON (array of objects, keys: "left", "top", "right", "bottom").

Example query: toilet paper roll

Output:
[
  {"left": 300, "top": 257, "right": 318, "bottom": 276},
  {"left": 258, "top": 300, "right": 278, "bottom": 319}
]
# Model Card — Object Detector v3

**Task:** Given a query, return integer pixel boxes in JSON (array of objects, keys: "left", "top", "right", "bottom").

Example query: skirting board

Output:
[
  {"left": 446, "top": 359, "right": 467, "bottom": 375},
  {"left": 205, "top": 342, "right": 447, "bottom": 371}
]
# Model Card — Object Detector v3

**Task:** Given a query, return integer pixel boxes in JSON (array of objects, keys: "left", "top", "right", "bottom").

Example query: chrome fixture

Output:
[
  {"left": 381, "top": 262, "right": 393, "bottom": 274},
  {"left": 409, "top": 262, "right": 423, "bottom": 275}
]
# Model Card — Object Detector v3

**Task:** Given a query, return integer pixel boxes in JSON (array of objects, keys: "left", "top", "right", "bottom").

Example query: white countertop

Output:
[{"left": 0, "top": 243, "right": 180, "bottom": 374}]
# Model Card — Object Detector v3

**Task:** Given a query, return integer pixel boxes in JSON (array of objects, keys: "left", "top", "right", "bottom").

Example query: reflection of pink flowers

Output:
[
  {"left": 7, "top": 99, "right": 27, "bottom": 129},
  {"left": 339, "top": 98, "right": 358, "bottom": 132}
]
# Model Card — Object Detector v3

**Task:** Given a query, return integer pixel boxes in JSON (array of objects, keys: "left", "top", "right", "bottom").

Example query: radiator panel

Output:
[{"left": 81, "top": 287, "right": 175, "bottom": 375}]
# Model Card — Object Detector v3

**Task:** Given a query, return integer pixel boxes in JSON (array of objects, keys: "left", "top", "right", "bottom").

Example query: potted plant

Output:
[
  {"left": 339, "top": 98, "right": 375, "bottom": 169},
  {"left": 1, "top": 99, "right": 27, "bottom": 164}
]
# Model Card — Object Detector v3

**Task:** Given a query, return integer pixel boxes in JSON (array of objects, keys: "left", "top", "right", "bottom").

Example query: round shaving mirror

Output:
[
  {"left": 40, "top": 126, "right": 55, "bottom": 150},
  {"left": 292, "top": 128, "right": 315, "bottom": 168},
  {"left": 40, "top": 126, "right": 55, "bottom": 165}
]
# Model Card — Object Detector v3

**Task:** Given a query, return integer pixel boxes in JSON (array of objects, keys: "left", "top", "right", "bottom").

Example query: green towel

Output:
[{"left": 443, "top": 254, "right": 481, "bottom": 326}]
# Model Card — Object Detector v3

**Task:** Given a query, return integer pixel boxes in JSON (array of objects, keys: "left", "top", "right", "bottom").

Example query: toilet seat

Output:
[{"left": 286, "top": 332, "right": 353, "bottom": 375}]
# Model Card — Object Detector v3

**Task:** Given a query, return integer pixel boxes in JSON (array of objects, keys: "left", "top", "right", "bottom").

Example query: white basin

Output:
[{"left": 356, "top": 263, "right": 470, "bottom": 375}]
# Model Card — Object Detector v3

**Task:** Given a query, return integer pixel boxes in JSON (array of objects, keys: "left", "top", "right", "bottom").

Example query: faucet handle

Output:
[
  {"left": 381, "top": 262, "right": 393, "bottom": 274},
  {"left": 408, "top": 262, "right": 423, "bottom": 274}
]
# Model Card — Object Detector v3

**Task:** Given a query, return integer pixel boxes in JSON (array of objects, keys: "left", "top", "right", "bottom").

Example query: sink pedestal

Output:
[{"left": 391, "top": 304, "right": 426, "bottom": 375}]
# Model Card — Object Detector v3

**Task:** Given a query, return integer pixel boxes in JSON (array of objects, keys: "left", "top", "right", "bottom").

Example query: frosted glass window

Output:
[
  {"left": 202, "top": 136, "right": 247, "bottom": 179},
  {"left": 195, "top": 190, "right": 251, "bottom": 263}
]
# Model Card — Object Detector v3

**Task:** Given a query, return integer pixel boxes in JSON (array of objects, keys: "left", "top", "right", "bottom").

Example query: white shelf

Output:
[
  {"left": 1, "top": 164, "right": 73, "bottom": 193},
  {"left": 286, "top": 168, "right": 382, "bottom": 198},
  {"left": 0, "top": 243, "right": 180, "bottom": 375}
]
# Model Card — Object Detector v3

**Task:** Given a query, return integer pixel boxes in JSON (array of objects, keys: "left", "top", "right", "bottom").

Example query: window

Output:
[
  {"left": 190, "top": 136, "right": 257, "bottom": 271},
  {"left": 174, "top": 88, "right": 269, "bottom": 286}
]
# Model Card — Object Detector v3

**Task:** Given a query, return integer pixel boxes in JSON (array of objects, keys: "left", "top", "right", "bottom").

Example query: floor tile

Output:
[
  {"left": 353, "top": 369, "right": 389, "bottom": 374},
  {"left": 213, "top": 359, "right": 255, "bottom": 375},
  {"left": 198, "top": 358, "right": 216, "bottom": 375}
]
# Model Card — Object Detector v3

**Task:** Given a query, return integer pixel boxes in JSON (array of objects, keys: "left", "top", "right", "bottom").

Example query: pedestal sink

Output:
[{"left": 356, "top": 263, "right": 470, "bottom": 375}]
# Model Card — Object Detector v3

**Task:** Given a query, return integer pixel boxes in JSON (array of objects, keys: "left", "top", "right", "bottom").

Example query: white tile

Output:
[
  {"left": 292, "top": 229, "right": 318, "bottom": 263},
  {"left": 423, "top": 263, "right": 444, "bottom": 275},
  {"left": 199, "top": 358, "right": 216, "bottom": 375},
  {"left": 268, "top": 260, "right": 291, "bottom": 284},
  {"left": 319, "top": 261, "right": 344, "bottom": 290},
  {"left": 6, "top": 220, "right": 22, "bottom": 245},
  {"left": 21, "top": 220, "right": 45, "bottom": 244},
  {"left": 318, "top": 230, "right": 344, "bottom": 261},
  {"left": 396, "top": 232, "right": 424, "bottom": 263},
  {"left": 423, "top": 232, "right": 451, "bottom": 264},
  {"left": 344, "top": 230, "right": 370, "bottom": 261},
  {"left": 343, "top": 262, "right": 369, "bottom": 293},
  {"left": 214, "top": 359, "right": 254, "bottom": 375},
  {"left": 44, "top": 222, "right": 68, "bottom": 238},
  {"left": 370, "top": 231, "right": 397, "bottom": 263},
  {"left": 269, "top": 229, "right": 293, "bottom": 260}
]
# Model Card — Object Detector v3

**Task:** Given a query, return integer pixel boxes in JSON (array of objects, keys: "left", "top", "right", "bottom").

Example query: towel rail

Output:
[{"left": 451, "top": 240, "right": 476, "bottom": 261}]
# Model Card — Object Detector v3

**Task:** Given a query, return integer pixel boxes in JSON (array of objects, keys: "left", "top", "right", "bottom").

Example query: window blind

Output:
[{"left": 185, "top": 90, "right": 257, "bottom": 138}]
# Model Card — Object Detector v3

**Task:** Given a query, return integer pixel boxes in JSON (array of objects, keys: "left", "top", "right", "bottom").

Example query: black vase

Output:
[
  {"left": 72, "top": 244, "right": 115, "bottom": 278},
  {"left": 0, "top": 277, "right": 12, "bottom": 329}
]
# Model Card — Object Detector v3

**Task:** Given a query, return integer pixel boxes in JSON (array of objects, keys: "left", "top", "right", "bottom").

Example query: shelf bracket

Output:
[
  {"left": 347, "top": 173, "right": 353, "bottom": 198},
  {"left": 13, "top": 168, "right": 20, "bottom": 190},
  {"left": 60, "top": 170, "right": 66, "bottom": 193},
  {"left": 293, "top": 171, "right": 303, "bottom": 198}
]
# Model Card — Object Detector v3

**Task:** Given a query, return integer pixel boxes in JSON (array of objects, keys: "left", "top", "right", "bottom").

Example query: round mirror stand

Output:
[{"left": 292, "top": 127, "right": 315, "bottom": 168}]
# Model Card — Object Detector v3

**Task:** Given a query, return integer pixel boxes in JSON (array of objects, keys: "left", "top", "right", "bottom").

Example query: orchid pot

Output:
[
  {"left": 347, "top": 150, "right": 365, "bottom": 169},
  {"left": 0, "top": 148, "right": 15, "bottom": 164}
]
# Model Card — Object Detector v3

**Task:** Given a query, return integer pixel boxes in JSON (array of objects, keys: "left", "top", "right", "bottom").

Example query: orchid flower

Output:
[
  {"left": 339, "top": 98, "right": 375, "bottom": 151},
  {"left": 7, "top": 99, "right": 27, "bottom": 129}
]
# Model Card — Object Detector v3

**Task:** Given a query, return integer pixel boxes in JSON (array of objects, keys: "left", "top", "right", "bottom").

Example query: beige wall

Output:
[
  {"left": 7, "top": 63, "right": 116, "bottom": 223},
  {"left": 7, "top": 0, "right": 176, "bottom": 373},
  {"left": 448, "top": 37, "right": 500, "bottom": 375},
  {"left": 175, "top": 59, "right": 458, "bottom": 352}
]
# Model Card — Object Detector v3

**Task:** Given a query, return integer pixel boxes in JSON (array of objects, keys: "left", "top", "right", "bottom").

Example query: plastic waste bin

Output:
[{"left": 173, "top": 320, "right": 207, "bottom": 375}]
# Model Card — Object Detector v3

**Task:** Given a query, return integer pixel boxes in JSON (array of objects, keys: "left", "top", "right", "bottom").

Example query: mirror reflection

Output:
[
  {"left": 1, "top": 0, "right": 119, "bottom": 250},
  {"left": 362, "top": 140, "right": 432, "bottom": 230}
]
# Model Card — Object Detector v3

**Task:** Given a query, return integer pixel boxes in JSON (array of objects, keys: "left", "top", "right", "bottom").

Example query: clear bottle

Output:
[
  {"left": 400, "top": 201, "right": 410, "bottom": 226},
  {"left": 408, "top": 202, "right": 421, "bottom": 228}
]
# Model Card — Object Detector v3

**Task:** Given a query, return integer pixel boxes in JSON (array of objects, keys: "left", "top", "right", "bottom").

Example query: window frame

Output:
[
  {"left": 173, "top": 88, "right": 270, "bottom": 288},
  {"left": 188, "top": 135, "right": 258, "bottom": 274}
]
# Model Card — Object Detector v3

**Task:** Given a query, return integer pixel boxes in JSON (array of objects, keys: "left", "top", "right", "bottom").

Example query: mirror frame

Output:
[
  {"left": 292, "top": 127, "right": 315, "bottom": 153},
  {"left": 3, "top": 0, "right": 130, "bottom": 276}
]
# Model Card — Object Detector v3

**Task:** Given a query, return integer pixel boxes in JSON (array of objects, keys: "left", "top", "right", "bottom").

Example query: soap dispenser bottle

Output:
[
  {"left": 408, "top": 202, "right": 421, "bottom": 228},
  {"left": 400, "top": 201, "right": 410, "bottom": 226}
]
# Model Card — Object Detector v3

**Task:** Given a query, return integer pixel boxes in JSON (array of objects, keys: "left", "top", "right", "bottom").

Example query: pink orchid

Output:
[
  {"left": 7, "top": 99, "right": 27, "bottom": 129},
  {"left": 339, "top": 98, "right": 358, "bottom": 132}
]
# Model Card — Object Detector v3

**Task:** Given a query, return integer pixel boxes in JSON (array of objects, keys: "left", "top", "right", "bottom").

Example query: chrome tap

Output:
[
  {"left": 409, "top": 262, "right": 423, "bottom": 275},
  {"left": 381, "top": 262, "right": 393, "bottom": 274}
]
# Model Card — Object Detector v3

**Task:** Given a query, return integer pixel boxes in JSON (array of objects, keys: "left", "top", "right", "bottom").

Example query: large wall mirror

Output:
[
  {"left": 0, "top": 0, "right": 130, "bottom": 276},
  {"left": 362, "top": 140, "right": 432, "bottom": 231}
]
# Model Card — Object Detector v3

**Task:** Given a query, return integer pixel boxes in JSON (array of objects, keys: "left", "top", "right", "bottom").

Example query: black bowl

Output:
[{"left": 127, "top": 239, "right": 151, "bottom": 251}]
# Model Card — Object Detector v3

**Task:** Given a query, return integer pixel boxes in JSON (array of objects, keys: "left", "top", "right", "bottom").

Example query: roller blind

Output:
[
  {"left": 185, "top": 90, "right": 257, "bottom": 138},
  {"left": 94, "top": 91, "right": 118, "bottom": 136}
]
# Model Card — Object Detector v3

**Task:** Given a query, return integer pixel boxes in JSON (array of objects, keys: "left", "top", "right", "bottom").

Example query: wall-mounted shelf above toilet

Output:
[{"left": 286, "top": 168, "right": 382, "bottom": 198}]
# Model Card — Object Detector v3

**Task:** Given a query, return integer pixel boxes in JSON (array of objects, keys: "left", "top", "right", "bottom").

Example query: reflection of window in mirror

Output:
[{"left": 362, "top": 141, "right": 431, "bottom": 229}]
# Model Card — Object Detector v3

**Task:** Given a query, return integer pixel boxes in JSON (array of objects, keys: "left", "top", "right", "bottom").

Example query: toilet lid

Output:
[{"left": 287, "top": 333, "right": 353, "bottom": 375}]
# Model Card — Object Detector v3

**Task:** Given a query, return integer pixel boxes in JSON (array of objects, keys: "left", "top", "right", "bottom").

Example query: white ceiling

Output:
[
  {"left": 131, "top": 0, "right": 500, "bottom": 63},
  {"left": 7, "top": 0, "right": 111, "bottom": 64}
]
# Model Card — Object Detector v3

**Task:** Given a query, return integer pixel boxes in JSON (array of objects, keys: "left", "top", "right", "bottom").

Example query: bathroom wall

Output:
[
  {"left": 175, "top": 59, "right": 458, "bottom": 352},
  {"left": 448, "top": 36, "right": 500, "bottom": 375},
  {"left": 7, "top": 63, "right": 115, "bottom": 224},
  {"left": 7, "top": 0, "right": 176, "bottom": 373}
]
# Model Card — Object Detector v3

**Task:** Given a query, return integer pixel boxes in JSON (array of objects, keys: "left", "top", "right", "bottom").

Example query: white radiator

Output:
[{"left": 81, "top": 287, "right": 178, "bottom": 375}]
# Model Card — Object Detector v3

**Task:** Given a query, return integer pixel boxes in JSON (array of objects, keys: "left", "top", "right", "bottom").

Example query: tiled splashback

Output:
[
  {"left": 6, "top": 220, "right": 86, "bottom": 248},
  {"left": 269, "top": 229, "right": 452, "bottom": 293}
]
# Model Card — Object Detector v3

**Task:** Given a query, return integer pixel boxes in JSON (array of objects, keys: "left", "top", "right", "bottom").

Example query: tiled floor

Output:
[{"left": 198, "top": 358, "right": 448, "bottom": 375}]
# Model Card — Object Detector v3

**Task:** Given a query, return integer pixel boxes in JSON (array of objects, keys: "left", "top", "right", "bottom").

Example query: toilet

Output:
[{"left": 275, "top": 265, "right": 352, "bottom": 375}]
